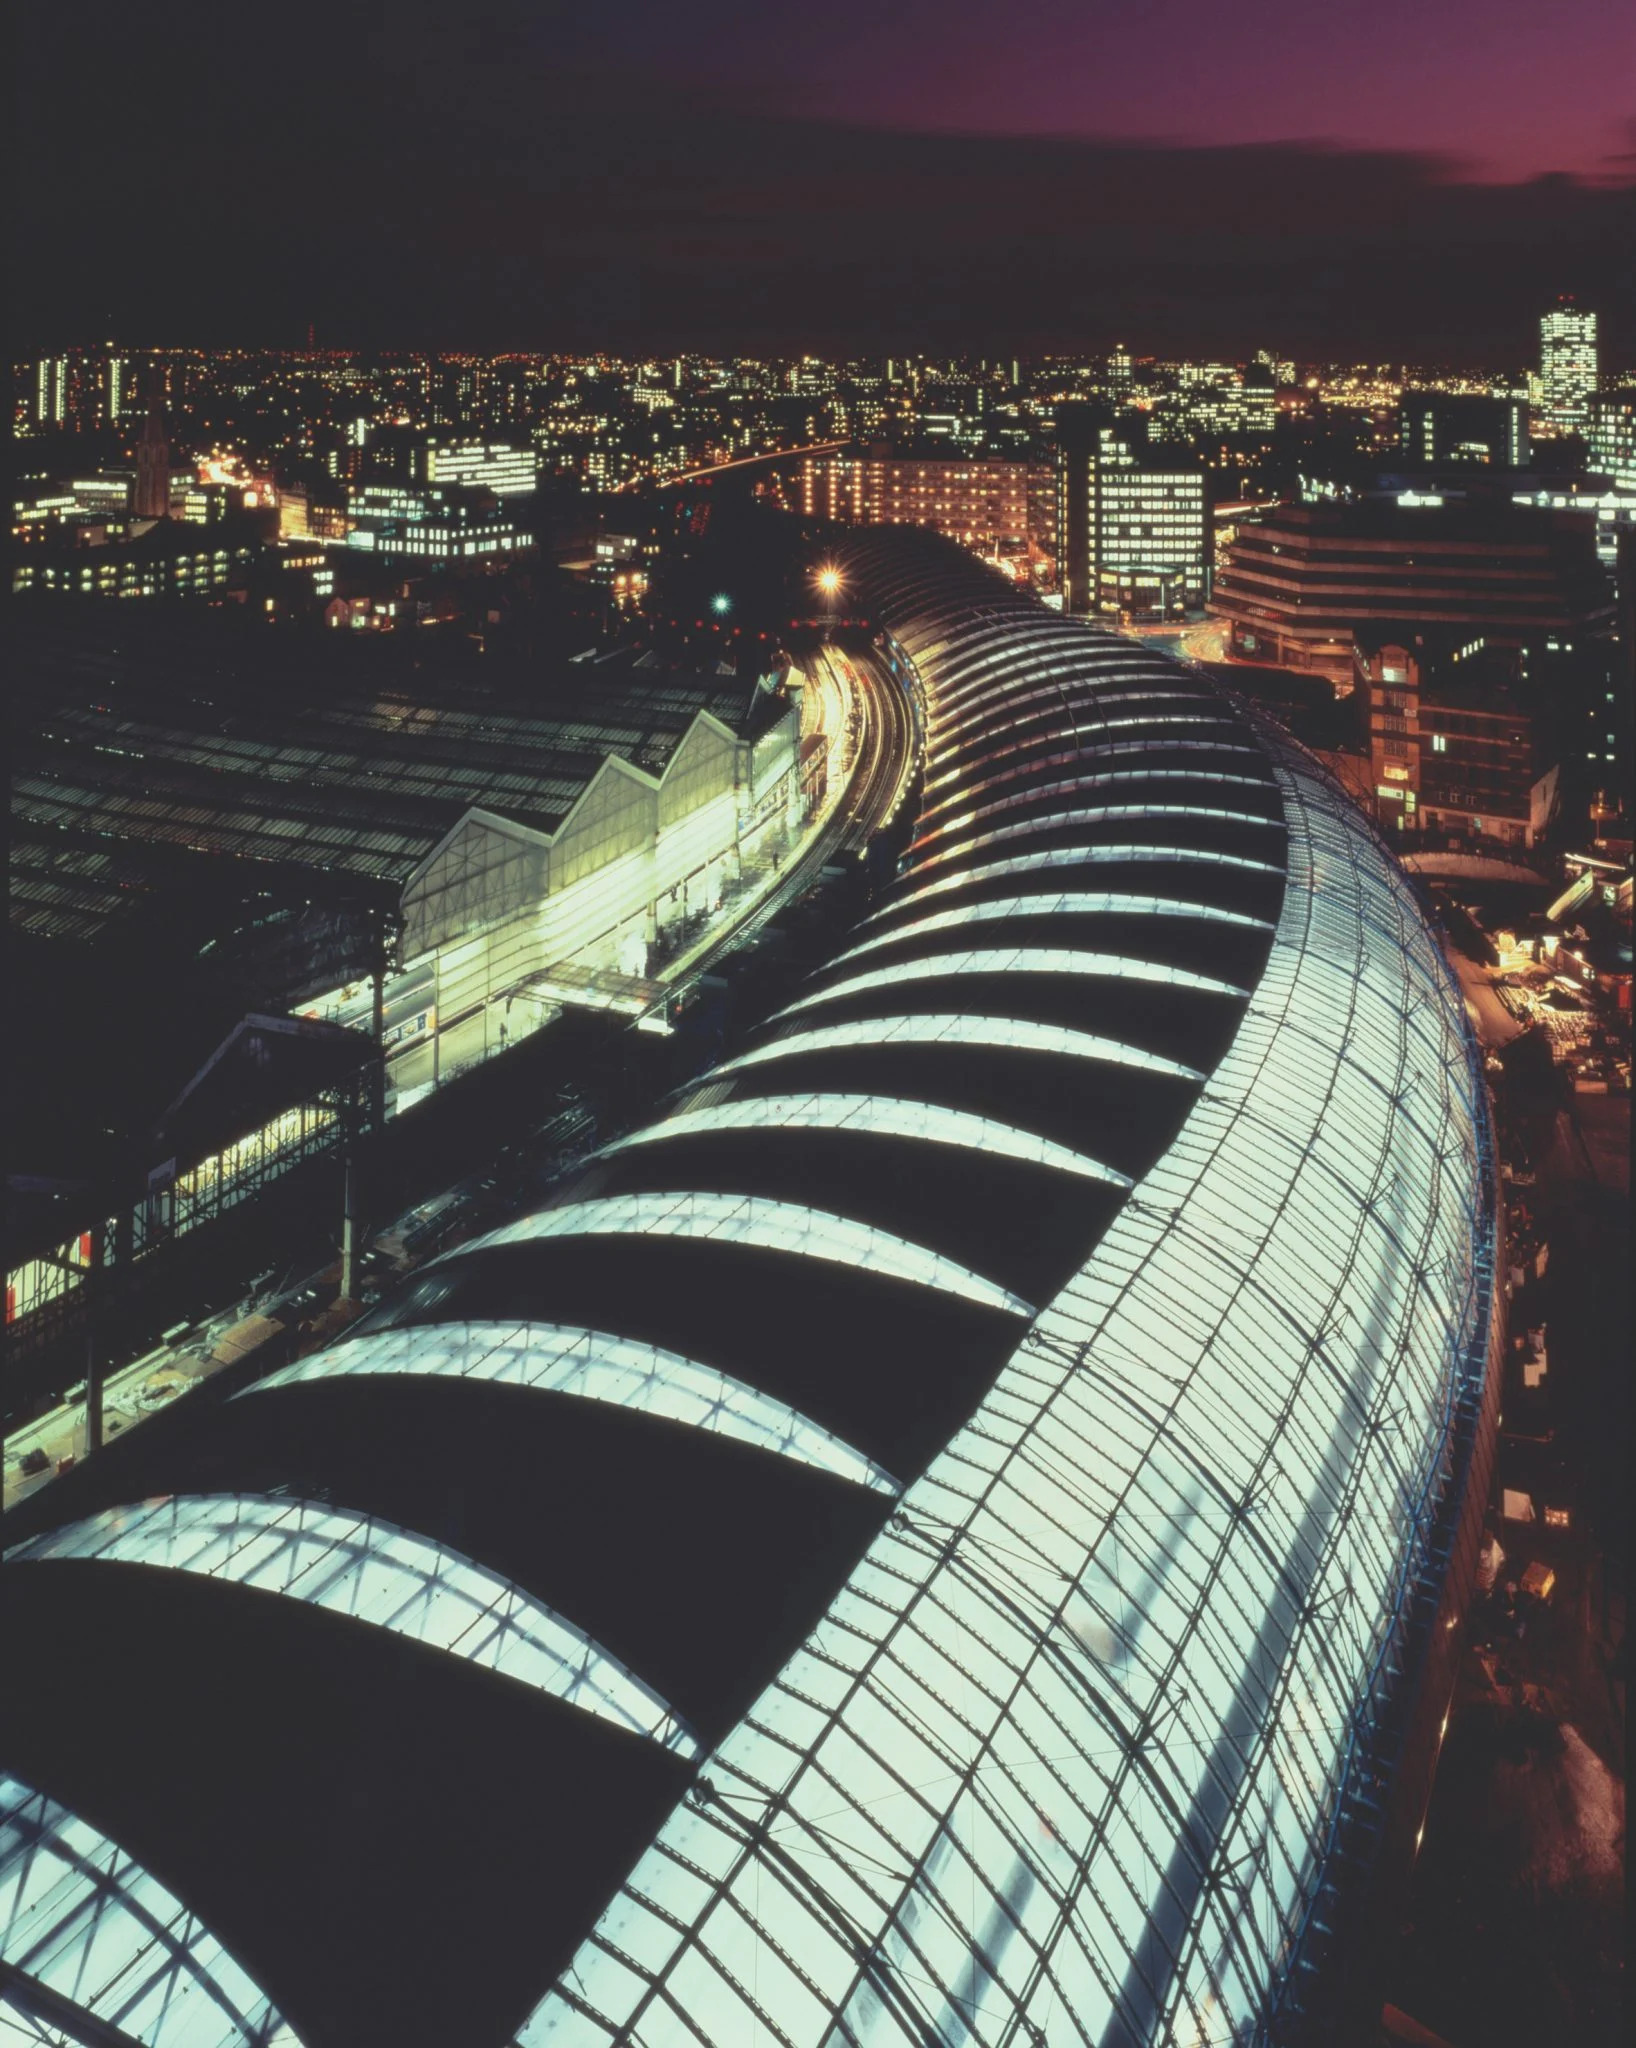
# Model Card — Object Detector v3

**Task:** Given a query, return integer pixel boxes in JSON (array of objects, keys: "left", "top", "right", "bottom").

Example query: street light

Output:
[
  {"left": 711, "top": 592, "right": 733, "bottom": 616},
  {"left": 813, "top": 564, "right": 844, "bottom": 642}
]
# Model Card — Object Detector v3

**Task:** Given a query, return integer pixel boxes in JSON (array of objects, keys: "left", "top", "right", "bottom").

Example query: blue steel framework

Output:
[{"left": 0, "top": 532, "right": 1498, "bottom": 2047}]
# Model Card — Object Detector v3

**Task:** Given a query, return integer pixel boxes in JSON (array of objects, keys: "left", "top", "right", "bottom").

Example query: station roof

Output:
[
  {"left": 1, "top": 534, "right": 1497, "bottom": 2048},
  {"left": 8, "top": 610, "right": 783, "bottom": 946}
]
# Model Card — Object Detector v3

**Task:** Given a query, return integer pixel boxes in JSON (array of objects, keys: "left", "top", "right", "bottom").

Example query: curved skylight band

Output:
[
  {"left": 904, "top": 804, "right": 1286, "bottom": 878},
  {"left": 445, "top": 1194, "right": 1033, "bottom": 1316},
  {"left": 714, "top": 1013, "right": 1203, "bottom": 1084},
  {"left": 863, "top": 843, "right": 1284, "bottom": 927},
  {"left": 932, "top": 683, "right": 1216, "bottom": 758},
  {"left": 779, "top": 947, "right": 1249, "bottom": 1022},
  {"left": 245, "top": 1323, "right": 900, "bottom": 1497},
  {"left": 5, "top": 1496, "right": 700, "bottom": 1759},
  {"left": 0, "top": 1772, "right": 299, "bottom": 2048},
  {"left": 935, "top": 649, "right": 1168, "bottom": 715},
  {"left": 599, "top": 1094, "right": 1132, "bottom": 1190},
  {"left": 918, "top": 741, "right": 1269, "bottom": 831},
  {"left": 837, "top": 893, "right": 1274, "bottom": 966},
  {"left": 927, "top": 713, "right": 1241, "bottom": 794}
]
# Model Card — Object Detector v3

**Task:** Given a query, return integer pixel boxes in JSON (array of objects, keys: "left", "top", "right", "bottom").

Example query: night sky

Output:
[{"left": 12, "top": 0, "right": 1633, "bottom": 359}]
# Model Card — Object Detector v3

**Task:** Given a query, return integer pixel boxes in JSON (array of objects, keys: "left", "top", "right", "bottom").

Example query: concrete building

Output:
[
  {"left": 1357, "top": 633, "right": 1561, "bottom": 849},
  {"left": 795, "top": 449, "right": 1056, "bottom": 569},
  {"left": 1210, "top": 499, "right": 1615, "bottom": 685},
  {"left": 345, "top": 481, "right": 534, "bottom": 564},
  {"left": 11, "top": 515, "right": 265, "bottom": 600},
  {"left": 1400, "top": 390, "right": 1526, "bottom": 468}
]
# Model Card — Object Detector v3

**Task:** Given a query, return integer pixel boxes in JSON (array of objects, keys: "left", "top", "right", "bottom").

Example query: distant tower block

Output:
[{"left": 134, "top": 404, "right": 171, "bottom": 521}]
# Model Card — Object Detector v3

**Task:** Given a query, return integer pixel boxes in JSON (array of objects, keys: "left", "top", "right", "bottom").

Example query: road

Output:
[
  {"left": 1385, "top": 895, "right": 1628, "bottom": 2047},
  {"left": 4, "top": 637, "right": 921, "bottom": 1515}
]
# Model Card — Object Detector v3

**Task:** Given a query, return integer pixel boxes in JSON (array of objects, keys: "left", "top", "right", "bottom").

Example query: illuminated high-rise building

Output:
[
  {"left": 1057, "top": 411, "right": 1208, "bottom": 618},
  {"left": 33, "top": 355, "right": 68, "bottom": 428},
  {"left": 1539, "top": 298, "right": 1598, "bottom": 429}
]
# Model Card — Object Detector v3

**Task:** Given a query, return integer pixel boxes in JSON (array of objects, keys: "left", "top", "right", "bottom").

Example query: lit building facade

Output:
[
  {"left": 1539, "top": 299, "right": 1598, "bottom": 431},
  {"left": 1357, "top": 635, "right": 1559, "bottom": 848},
  {"left": 1399, "top": 391, "right": 1526, "bottom": 468},
  {"left": 345, "top": 481, "right": 534, "bottom": 564},
  {"left": 11, "top": 522, "right": 259, "bottom": 599},
  {"left": 423, "top": 439, "right": 539, "bottom": 497},
  {"left": 1586, "top": 389, "right": 1636, "bottom": 490},
  {"left": 1057, "top": 422, "right": 1208, "bottom": 617},
  {"left": 795, "top": 451, "right": 1057, "bottom": 569},
  {"left": 0, "top": 533, "right": 1501, "bottom": 2048}
]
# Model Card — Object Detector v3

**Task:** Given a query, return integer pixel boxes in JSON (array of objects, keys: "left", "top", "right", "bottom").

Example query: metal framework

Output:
[
  {"left": 0, "top": 1773, "right": 298, "bottom": 2048},
  {"left": 5, "top": 1497, "right": 699, "bottom": 1758},
  {"left": 506, "top": 535, "right": 1496, "bottom": 2044},
  {"left": 2, "top": 533, "right": 1497, "bottom": 2047},
  {"left": 246, "top": 1322, "right": 903, "bottom": 1498}
]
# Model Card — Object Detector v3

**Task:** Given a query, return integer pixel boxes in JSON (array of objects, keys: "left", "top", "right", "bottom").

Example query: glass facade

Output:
[{"left": 0, "top": 1773, "right": 299, "bottom": 2047}]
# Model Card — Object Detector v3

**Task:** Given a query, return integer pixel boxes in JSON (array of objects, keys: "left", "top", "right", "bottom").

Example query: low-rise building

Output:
[{"left": 1357, "top": 633, "right": 1560, "bottom": 849}]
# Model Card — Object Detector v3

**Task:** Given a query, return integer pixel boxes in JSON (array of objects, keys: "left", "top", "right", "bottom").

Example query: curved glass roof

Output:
[
  {"left": 509, "top": 533, "right": 1496, "bottom": 2045},
  {"left": 246, "top": 1322, "right": 901, "bottom": 1496},
  {"left": 714, "top": 1011, "right": 1206, "bottom": 1084},
  {"left": 6, "top": 1495, "right": 699, "bottom": 1758},
  {"left": 835, "top": 892, "right": 1273, "bottom": 965},
  {"left": 778, "top": 946, "right": 1250, "bottom": 1017},
  {"left": 0, "top": 1772, "right": 298, "bottom": 2048},
  {"left": 598, "top": 1093, "right": 1132, "bottom": 1188},
  {"left": 443, "top": 1192, "right": 1035, "bottom": 1316},
  {"left": 3, "top": 531, "right": 1496, "bottom": 2046}
]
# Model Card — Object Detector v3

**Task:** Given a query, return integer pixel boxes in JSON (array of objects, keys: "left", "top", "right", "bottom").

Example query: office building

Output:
[
  {"left": 346, "top": 481, "right": 534, "bottom": 564},
  {"left": 1539, "top": 298, "right": 1598, "bottom": 430},
  {"left": 796, "top": 451, "right": 1057, "bottom": 567},
  {"left": 423, "top": 439, "right": 539, "bottom": 498},
  {"left": 1400, "top": 391, "right": 1526, "bottom": 468},
  {"left": 1586, "top": 389, "right": 1636, "bottom": 490},
  {"left": 11, "top": 517, "right": 263, "bottom": 600},
  {"left": 0, "top": 531, "right": 1500, "bottom": 2048},
  {"left": 1057, "top": 416, "right": 1208, "bottom": 617},
  {"left": 1210, "top": 499, "right": 1615, "bottom": 684},
  {"left": 1357, "top": 633, "right": 1560, "bottom": 847}
]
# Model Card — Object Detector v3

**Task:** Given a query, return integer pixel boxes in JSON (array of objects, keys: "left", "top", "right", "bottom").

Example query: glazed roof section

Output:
[
  {"left": 513, "top": 531, "right": 1497, "bottom": 2048},
  {"left": 0, "top": 535, "right": 1384, "bottom": 2046},
  {"left": 8, "top": 621, "right": 779, "bottom": 943}
]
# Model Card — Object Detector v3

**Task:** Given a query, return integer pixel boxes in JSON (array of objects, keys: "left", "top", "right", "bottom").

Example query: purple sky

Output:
[
  {"left": 618, "top": 0, "right": 1634, "bottom": 185},
  {"left": 13, "top": 0, "right": 1634, "bottom": 353}
]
